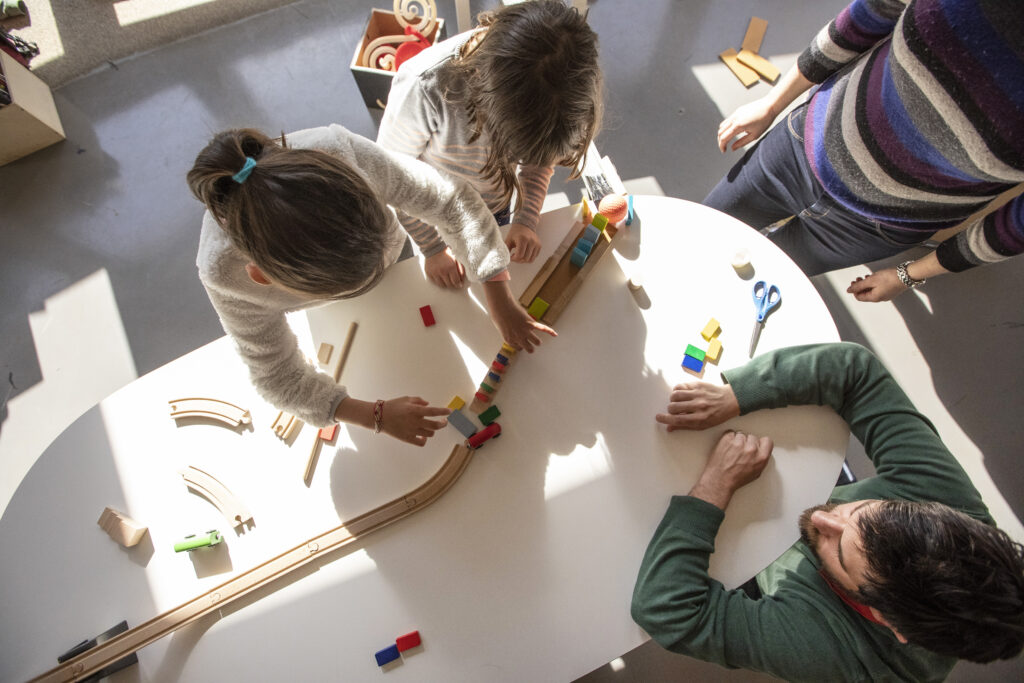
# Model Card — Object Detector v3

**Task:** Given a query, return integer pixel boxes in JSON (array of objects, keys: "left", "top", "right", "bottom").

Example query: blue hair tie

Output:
[{"left": 232, "top": 156, "right": 257, "bottom": 184}]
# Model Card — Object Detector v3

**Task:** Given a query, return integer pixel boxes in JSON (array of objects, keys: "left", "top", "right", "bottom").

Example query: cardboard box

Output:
[
  {"left": 350, "top": 8, "right": 446, "bottom": 109},
  {"left": 0, "top": 51, "right": 65, "bottom": 166}
]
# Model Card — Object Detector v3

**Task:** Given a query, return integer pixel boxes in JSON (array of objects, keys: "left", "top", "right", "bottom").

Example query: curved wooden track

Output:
[
  {"left": 31, "top": 444, "right": 473, "bottom": 683},
  {"left": 180, "top": 466, "right": 253, "bottom": 528},
  {"left": 168, "top": 398, "right": 251, "bottom": 427}
]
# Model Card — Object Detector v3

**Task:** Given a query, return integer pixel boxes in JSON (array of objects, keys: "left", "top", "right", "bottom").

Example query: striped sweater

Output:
[
  {"left": 799, "top": 0, "right": 1024, "bottom": 271},
  {"left": 377, "top": 30, "right": 554, "bottom": 258}
]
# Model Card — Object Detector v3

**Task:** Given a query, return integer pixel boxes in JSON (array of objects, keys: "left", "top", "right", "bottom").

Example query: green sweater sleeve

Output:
[
  {"left": 632, "top": 497, "right": 886, "bottom": 681},
  {"left": 722, "top": 342, "right": 989, "bottom": 519},
  {"left": 631, "top": 343, "right": 986, "bottom": 681}
]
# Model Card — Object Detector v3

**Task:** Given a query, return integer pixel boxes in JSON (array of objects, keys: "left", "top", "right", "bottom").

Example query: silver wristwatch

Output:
[{"left": 896, "top": 261, "right": 926, "bottom": 288}]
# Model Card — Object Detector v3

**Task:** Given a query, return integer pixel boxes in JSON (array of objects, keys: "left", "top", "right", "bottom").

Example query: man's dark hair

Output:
[{"left": 856, "top": 500, "right": 1024, "bottom": 662}]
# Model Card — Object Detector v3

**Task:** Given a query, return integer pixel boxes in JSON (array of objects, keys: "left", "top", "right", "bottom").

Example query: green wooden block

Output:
[
  {"left": 591, "top": 213, "right": 609, "bottom": 232},
  {"left": 527, "top": 297, "right": 550, "bottom": 320},
  {"left": 478, "top": 405, "right": 501, "bottom": 425},
  {"left": 480, "top": 382, "right": 496, "bottom": 394},
  {"left": 174, "top": 530, "right": 223, "bottom": 553},
  {"left": 685, "top": 344, "right": 706, "bottom": 362}
]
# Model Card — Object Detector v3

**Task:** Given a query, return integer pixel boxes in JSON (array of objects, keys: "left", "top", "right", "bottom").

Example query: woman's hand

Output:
[
  {"left": 846, "top": 269, "right": 908, "bottom": 302},
  {"left": 424, "top": 248, "right": 466, "bottom": 288},
  {"left": 718, "top": 97, "right": 777, "bottom": 153},
  {"left": 505, "top": 223, "right": 542, "bottom": 263}
]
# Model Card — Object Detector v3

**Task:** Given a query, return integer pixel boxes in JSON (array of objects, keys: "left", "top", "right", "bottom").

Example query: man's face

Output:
[{"left": 798, "top": 500, "right": 883, "bottom": 595}]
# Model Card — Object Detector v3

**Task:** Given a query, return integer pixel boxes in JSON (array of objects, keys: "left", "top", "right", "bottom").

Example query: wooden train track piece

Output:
[
  {"left": 180, "top": 466, "right": 253, "bottom": 528},
  {"left": 270, "top": 411, "right": 302, "bottom": 441},
  {"left": 168, "top": 398, "right": 251, "bottom": 428},
  {"left": 30, "top": 443, "right": 473, "bottom": 683}
]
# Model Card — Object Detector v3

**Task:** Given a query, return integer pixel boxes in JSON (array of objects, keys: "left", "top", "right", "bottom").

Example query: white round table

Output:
[{"left": 1, "top": 196, "right": 847, "bottom": 683}]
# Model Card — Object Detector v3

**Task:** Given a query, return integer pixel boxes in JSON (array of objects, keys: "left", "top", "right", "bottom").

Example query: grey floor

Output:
[{"left": 1, "top": 1, "right": 1022, "bottom": 681}]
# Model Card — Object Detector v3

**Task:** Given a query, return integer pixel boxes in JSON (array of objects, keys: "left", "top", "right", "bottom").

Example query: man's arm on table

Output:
[{"left": 635, "top": 342, "right": 988, "bottom": 677}]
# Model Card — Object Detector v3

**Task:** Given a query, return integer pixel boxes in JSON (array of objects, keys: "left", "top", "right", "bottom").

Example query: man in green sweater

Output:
[{"left": 632, "top": 343, "right": 1024, "bottom": 682}]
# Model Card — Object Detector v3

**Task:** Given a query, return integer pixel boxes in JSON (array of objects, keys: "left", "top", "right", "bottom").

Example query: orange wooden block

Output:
[
  {"left": 736, "top": 49, "right": 780, "bottom": 84},
  {"left": 719, "top": 48, "right": 759, "bottom": 88},
  {"left": 741, "top": 17, "right": 768, "bottom": 53}
]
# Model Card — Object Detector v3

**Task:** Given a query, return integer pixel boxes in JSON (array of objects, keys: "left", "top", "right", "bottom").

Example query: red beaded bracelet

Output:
[{"left": 372, "top": 399, "right": 384, "bottom": 434}]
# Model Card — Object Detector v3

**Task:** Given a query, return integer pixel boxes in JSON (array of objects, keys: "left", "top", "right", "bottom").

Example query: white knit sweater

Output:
[{"left": 196, "top": 124, "right": 509, "bottom": 426}]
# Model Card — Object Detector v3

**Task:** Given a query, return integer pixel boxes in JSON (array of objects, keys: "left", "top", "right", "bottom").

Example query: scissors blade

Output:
[{"left": 749, "top": 321, "right": 764, "bottom": 358}]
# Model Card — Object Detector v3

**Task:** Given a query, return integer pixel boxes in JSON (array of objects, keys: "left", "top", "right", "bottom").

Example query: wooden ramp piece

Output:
[
  {"left": 180, "top": 466, "right": 253, "bottom": 528},
  {"left": 31, "top": 444, "right": 474, "bottom": 683},
  {"left": 168, "top": 398, "right": 251, "bottom": 428}
]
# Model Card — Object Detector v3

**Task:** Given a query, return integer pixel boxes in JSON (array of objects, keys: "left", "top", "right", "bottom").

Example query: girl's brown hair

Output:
[
  {"left": 187, "top": 128, "right": 400, "bottom": 297},
  {"left": 438, "top": 0, "right": 603, "bottom": 211}
]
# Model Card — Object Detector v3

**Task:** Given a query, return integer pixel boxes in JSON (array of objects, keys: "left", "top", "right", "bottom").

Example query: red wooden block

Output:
[
  {"left": 419, "top": 305, "right": 436, "bottom": 327},
  {"left": 474, "top": 391, "right": 491, "bottom": 403},
  {"left": 318, "top": 424, "right": 338, "bottom": 441},
  {"left": 396, "top": 630, "right": 421, "bottom": 652},
  {"left": 490, "top": 361, "right": 507, "bottom": 374}
]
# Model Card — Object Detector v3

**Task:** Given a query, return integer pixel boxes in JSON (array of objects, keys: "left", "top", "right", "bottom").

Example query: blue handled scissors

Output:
[{"left": 749, "top": 280, "right": 781, "bottom": 358}]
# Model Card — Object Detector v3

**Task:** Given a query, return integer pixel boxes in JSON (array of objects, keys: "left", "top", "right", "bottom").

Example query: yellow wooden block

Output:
[
  {"left": 500, "top": 342, "right": 516, "bottom": 356},
  {"left": 448, "top": 395, "right": 466, "bottom": 411},
  {"left": 527, "top": 297, "right": 550, "bottom": 320},
  {"left": 701, "top": 317, "right": 721, "bottom": 341},
  {"left": 707, "top": 337, "right": 723, "bottom": 363}
]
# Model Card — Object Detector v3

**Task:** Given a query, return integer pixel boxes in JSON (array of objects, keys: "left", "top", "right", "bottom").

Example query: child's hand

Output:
[
  {"left": 505, "top": 223, "right": 541, "bottom": 263},
  {"left": 425, "top": 249, "right": 466, "bottom": 288},
  {"left": 381, "top": 396, "right": 451, "bottom": 446},
  {"left": 483, "top": 280, "right": 556, "bottom": 353}
]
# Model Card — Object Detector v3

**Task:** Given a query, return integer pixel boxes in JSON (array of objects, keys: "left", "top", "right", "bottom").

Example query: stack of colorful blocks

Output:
[
  {"left": 682, "top": 318, "right": 724, "bottom": 374},
  {"left": 570, "top": 213, "right": 609, "bottom": 268},
  {"left": 374, "top": 630, "right": 422, "bottom": 667}
]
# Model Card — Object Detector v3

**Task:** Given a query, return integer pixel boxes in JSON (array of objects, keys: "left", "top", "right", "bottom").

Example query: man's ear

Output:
[
  {"left": 869, "top": 608, "right": 909, "bottom": 644},
  {"left": 245, "top": 263, "right": 272, "bottom": 286}
]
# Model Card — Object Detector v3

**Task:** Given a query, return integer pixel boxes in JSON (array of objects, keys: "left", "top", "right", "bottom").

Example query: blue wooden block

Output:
[
  {"left": 447, "top": 409, "right": 478, "bottom": 439},
  {"left": 626, "top": 194, "right": 635, "bottom": 225},
  {"left": 582, "top": 224, "right": 601, "bottom": 243},
  {"left": 495, "top": 353, "right": 510, "bottom": 365},
  {"left": 682, "top": 354, "right": 704, "bottom": 373},
  {"left": 487, "top": 371, "right": 501, "bottom": 384},
  {"left": 576, "top": 237, "right": 595, "bottom": 255},
  {"left": 375, "top": 644, "right": 400, "bottom": 666},
  {"left": 570, "top": 246, "right": 589, "bottom": 268}
]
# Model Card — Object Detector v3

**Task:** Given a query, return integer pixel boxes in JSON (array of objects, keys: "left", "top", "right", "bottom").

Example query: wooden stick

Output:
[
  {"left": 30, "top": 444, "right": 474, "bottom": 683},
  {"left": 332, "top": 321, "right": 359, "bottom": 383}
]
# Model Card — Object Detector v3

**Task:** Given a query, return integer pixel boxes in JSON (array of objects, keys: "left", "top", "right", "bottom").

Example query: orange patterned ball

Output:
[{"left": 598, "top": 194, "right": 628, "bottom": 224}]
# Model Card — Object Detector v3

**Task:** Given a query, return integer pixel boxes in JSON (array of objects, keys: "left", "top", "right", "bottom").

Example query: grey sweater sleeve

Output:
[
  {"left": 196, "top": 214, "right": 347, "bottom": 428},
  {"left": 343, "top": 124, "right": 510, "bottom": 281}
]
